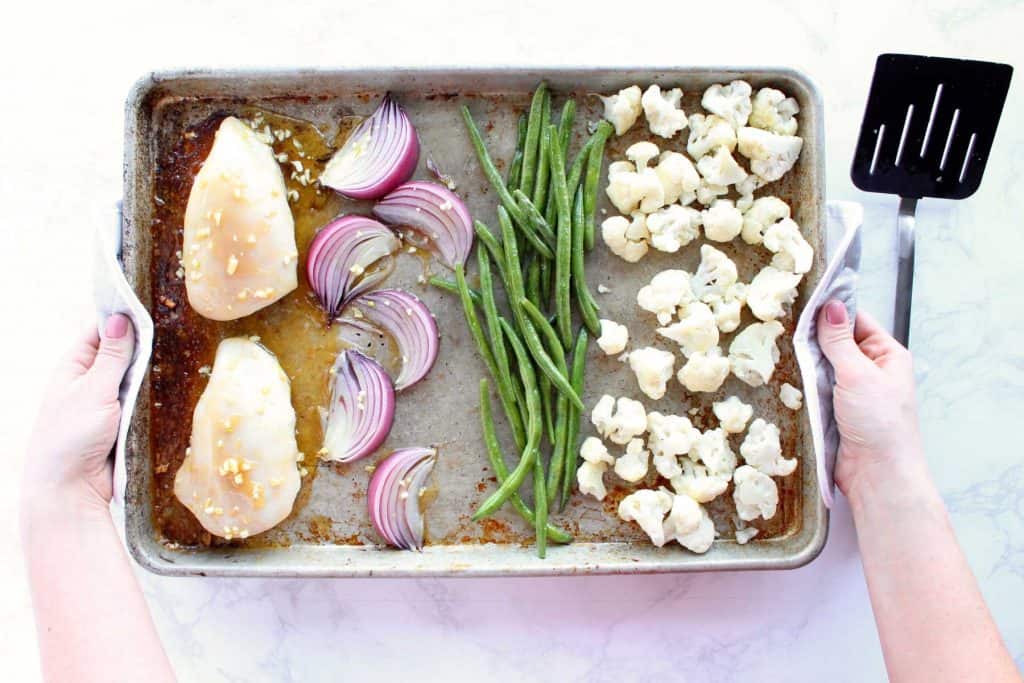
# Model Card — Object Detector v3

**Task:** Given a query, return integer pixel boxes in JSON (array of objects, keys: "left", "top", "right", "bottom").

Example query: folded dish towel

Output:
[{"left": 95, "top": 201, "right": 862, "bottom": 510}]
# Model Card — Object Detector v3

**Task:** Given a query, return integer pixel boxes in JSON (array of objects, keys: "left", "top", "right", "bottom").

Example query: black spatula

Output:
[{"left": 851, "top": 54, "right": 1012, "bottom": 345}]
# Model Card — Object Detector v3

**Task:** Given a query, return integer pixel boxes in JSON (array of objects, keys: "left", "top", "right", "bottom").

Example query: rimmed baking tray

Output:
[{"left": 123, "top": 67, "right": 827, "bottom": 577}]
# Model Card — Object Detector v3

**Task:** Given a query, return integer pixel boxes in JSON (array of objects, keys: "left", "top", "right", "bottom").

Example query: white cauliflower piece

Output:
[
  {"left": 605, "top": 160, "right": 664, "bottom": 215},
  {"left": 614, "top": 438, "right": 651, "bottom": 483},
  {"left": 647, "top": 412, "right": 700, "bottom": 477},
  {"left": 646, "top": 204, "right": 702, "bottom": 253},
  {"left": 687, "top": 114, "right": 737, "bottom": 159},
  {"left": 641, "top": 85, "right": 688, "bottom": 139},
  {"left": 741, "top": 196, "right": 791, "bottom": 245},
  {"left": 629, "top": 347, "right": 675, "bottom": 400},
  {"left": 780, "top": 383, "right": 803, "bottom": 411},
  {"left": 657, "top": 301, "right": 718, "bottom": 357},
  {"left": 701, "top": 199, "right": 744, "bottom": 243},
  {"left": 592, "top": 396, "right": 647, "bottom": 445},
  {"left": 601, "top": 85, "right": 643, "bottom": 136},
  {"left": 712, "top": 395, "right": 753, "bottom": 434},
  {"left": 576, "top": 437, "right": 616, "bottom": 501},
  {"left": 696, "top": 146, "right": 748, "bottom": 187},
  {"left": 601, "top": 213, "right": 649, "bottom": 263},
  {"left": 763, "top": 218, "right": 813, "bottom": 274},
  {"left": 675, "top": 505, "right": 716, "bottom": 553},
  {"left": 702, "top": 80, "right": 753, "bottom": 129},
  {"left": 654, "top": 151, "right": 701, "bottom": 205},
  {"left": 709, "top": 282, "right": 748, "bottom": 333},
  {"left": 747, "top": 266, "right": 801, "bottom": 322},
  {"left": 734, "top": 174, "right": 765, "bottom": 212},
  {"left": 728, "top": 321, "right": 784, "bottom": 387},
  {"left": 691, "top": 244, "right": 738, "bottom": 302},
  {"left": 677, "top": 347, "right": 730, "bottom": 393},
  {"left": 737, "top": 126, "right": 804, "bottom": 182},
  {"left": 735, "top": 526, "right": 760, "bottom": 544},
  {"left": 670, "top": 459, "right": 728, "bottom": 503},
  {"left": 691, "top": 428, "right": 737, "bottom": 479},
  {"left": 733, "top": 465, "right": 779, "bottom": 521},
  {"left": 663, "top": 493, "right": 702, "bottom": 539},
  {"left": 696, "top": 180, "right": 729, "bottom": 206},
  {"left": 740, "top": 418, "right": 797, "bottom": 476},
  {"left": 618, "top": 489, "right": 673, "bottom": 546},
  {"left": 637, "top": 269, "right": 695, "bottom": 324},
  {"left": 749, "top": 88, "right": 800, "bottom": 136},
  {"left": 626, "top": 141, "right": 661, "bottom": 169},
  {"left": 597, "top": 319, "right": 629, "bottom": 355}
]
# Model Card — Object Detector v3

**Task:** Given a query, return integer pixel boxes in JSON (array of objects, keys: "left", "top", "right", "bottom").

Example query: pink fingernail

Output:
[
  {"left": 105, "top": 315, "right": 129, "bottom": 339},
  {"left": 825, "top": 301, "right": 846, "bottom": 326}
]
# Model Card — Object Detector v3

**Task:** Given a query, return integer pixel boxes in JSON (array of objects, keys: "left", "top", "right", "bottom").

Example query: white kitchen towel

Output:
[{"left": 95, "top": 202, "right": 862, "bottom": 509}]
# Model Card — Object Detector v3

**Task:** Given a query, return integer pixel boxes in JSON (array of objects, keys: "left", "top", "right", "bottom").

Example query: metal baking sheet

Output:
[{"left": 122, "top": 67, "right": 828, "bottom": 577}]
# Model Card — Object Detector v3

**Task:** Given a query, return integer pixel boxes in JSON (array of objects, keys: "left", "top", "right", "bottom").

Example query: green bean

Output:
[
  {"left": 538, "top": 257, "right": 552, "bottom": 309},
  {"left": 519, "top": 298, "right": 568, "bottom": 372},
  {"left": 478, "top": 379, "right": 572, "bottom": 544},
  {"left": 518, "top": 82, "right": 547, "bottom": 198},
  {"left": 547, "top": 124, "right": 574, "bottom": 348},
  {"left": 533, "top": 448, "right": 548, "bottom": 558},
  {"left": 531, "top": 110, "right": 551, "bottom": 211},
  {"left": 560, "top": 329, "right": 589, "bottom": 509},
  {"left": 571, "top": 187, "right": 601, "bottom": 336},
  {"left": 567, "top": 135, "right": 596, "bottom": 199},
  {"left": 454, "top": 264, "right": 527, "bottom": 453},
  {"left": 472, "top": 219, "right": 509, "bottom": 286},
  {"left": 506, "top": 114, "right": 527, "bottom": 189},
  {"left": 497, "top": 207, "right": 585, "bottom": 412},
  {"left": 460, "top": 106, "right": 528, "bottom": 228},
  {"left": 583, "top": 120, "right": 613, "bottom": 251},
  {"left": 428, "top": 276, "right": 482, "bottom": 306},
  {"left": 511, "top": 208, "right": 554, "bottom": 260},
  {"left": 546, "top": 392, "right": 569, "bottom": 505},
  {"left": 513, "top": 189, "right": 556, "bottom": 247},
  {"left": 525, "top": 256, "right": 542, "bottom": 308},
  {"left": 557, "top": 98, "right": 576, "bottom": 163},
  {"left": 474, "top": 316, "right": 542, "bottom": 520}
]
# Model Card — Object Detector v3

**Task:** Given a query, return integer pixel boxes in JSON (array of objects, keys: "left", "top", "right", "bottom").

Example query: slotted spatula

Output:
[{"left": 851, "top": 53, "right": 1013, "bottom": 345}]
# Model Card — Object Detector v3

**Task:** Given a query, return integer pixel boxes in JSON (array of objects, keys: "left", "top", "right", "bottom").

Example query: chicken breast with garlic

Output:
[
  {"left": 183, "top": 116, "right": 298, "bottom": 321},
  {"left": 174, "top": 337, "right": 302, "bottom": 539}
]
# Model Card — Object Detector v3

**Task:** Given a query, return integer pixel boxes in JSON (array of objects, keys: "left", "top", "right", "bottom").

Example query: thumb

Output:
[
  {"left": 88, "top": 314, "right": 136, "bottom": 403},
  {"left": 816, "top": 300, "right": 870, "bottom": 380}
]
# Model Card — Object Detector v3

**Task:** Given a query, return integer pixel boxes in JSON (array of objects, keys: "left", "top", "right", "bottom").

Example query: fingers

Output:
[
  {"left": 58, "top": 327, "right": 101, "bottom": 379},
  {"left": 87, "top": 314, "right": 136, "bottom": 403},
  {"left": 853, "top": 309, "right": 889, "bottom": 344},
  {"left": 817, "top": 300, "right": 872, "bottom": 380}
]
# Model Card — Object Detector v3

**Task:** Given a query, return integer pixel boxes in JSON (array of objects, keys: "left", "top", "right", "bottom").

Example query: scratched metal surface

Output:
[{"left": 122, "top": 67, "right": 827, "bottom": 577}]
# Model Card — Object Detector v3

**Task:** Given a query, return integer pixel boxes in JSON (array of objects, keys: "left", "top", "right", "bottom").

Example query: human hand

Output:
[
  {"left": 816, "top": 300, "right": 925, "bottom": 500},
  {"left": 22, "top": 314, "right": 135, "bottom": 516}
]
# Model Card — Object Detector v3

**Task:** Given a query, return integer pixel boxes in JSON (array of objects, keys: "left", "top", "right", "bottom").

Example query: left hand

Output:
[{"left": 22, "top": 314, "right": 136, "bottom": 514}]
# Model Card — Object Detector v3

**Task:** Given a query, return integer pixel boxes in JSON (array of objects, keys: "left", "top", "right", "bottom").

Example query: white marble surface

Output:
[{"left": 2, "top": 0, "right": 1021, "bottom": 680}]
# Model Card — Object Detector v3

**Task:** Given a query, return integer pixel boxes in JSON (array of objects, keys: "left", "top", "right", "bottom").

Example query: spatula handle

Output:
[{"left": 894, "top": 197, "right": 918, "bottom": 347}]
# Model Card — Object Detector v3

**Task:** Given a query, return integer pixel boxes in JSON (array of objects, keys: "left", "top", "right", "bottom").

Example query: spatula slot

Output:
[
  {"left": 939, "top": 107, "right": 960, "bottom": 172},
  {"left": 870, "top": 124, "right": 886, "bottom": 175},
  {"left": 895, "top": 104, "right": 915, "bottom": 167},
  {"left": 919, "top": 83, "right": 943, "bottom": 158}
]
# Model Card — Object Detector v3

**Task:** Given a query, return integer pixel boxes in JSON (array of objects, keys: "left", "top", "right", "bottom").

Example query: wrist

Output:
[
  {"left": 20, "top": 483, "right": 113, "bottom": 544},
  {"left": 845, "top": 454, "right": 943, "bottom": 518}
]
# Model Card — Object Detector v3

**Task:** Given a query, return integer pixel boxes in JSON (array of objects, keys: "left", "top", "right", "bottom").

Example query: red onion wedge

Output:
[
  {"left": 372, "top": 181, "right": 474, "bottom": 270},
  {"left": 320, "top": 93, "right": 419, "bottom": 200},
  {"left": 367, "top": 447, "right": 438, "bottom": 550},
  {"left": 341, "top": 289, "right": 439, "bottom": 391},
  {"left": 319, "top": 350, "right": 396, "bottom": 464},
  {"left": 307, "top": 215, "right": 401, "bottom": 318}
]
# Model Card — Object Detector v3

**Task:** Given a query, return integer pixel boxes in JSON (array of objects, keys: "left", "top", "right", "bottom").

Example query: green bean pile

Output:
[{"left": 432, "top": 83, "right": 613, "bottom": 557}]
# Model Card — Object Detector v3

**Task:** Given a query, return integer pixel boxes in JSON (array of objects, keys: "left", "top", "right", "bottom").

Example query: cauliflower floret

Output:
[
  {"left": 701, "top": 199, "right": 744, "bottom": 243},
  {"left": 780, "top": 383, "right": 803, "bottom": 411},
  {"left": 734, "top": 174, "right": 765, "bottom": 212},
  {"left": 702, "top": 80, "right": 753, "bottom": 129},
  {"left": 637, "top": 269, "right": 695, "bottom": 324},
  {"left": 601, "top": 213, "right": 649, "bottom": 262},
  {"left": 675, "top": 505, "right": 716, "bottom": 553},
  {"left": 687, "top": 114, "right": 737, "bottom": 159},
  {"left": 600, "top": 85, "right": 643, "bottom": 136},
  {"left": 641, "top": 85, "right": 688, "bottom": 139},
  {"left": 618, "top": 489, "right": 673, "bottom": 546},
  {"left": 749, "top": 88, "right": 800, "bottom": 136},
  {"left": 740, "top": 418, "right": 797, "bottom": 476},
  {"left": 733, "top": 465, "right": 779, "bottom": 521},
  {"left": 629, "top": 347, "right": 675, "bottom": 400},
  {"left": 657, "top": 300, "right": 718, "bottom": 357},
  {"left": 646, "top": 204, "right": 702, "bottom": 253},
  {"left": 737, "top": 127, "right": 804, "bottom": 182},
  {"left": 677, "top": 347, "right": 730, "bottom": 393},
  {"left": 576, "top": 437, "right": 616, "bottom": 501},
  {"left": 614, "top": 438, "right": 651, "bottom": 483},
  {"left": 663, "top": 493, "right": 702, "bottom": 539},
  {"left": 728, "top": 321, "right": 785, "bottom": 387},
  {"left": 741, "top": 196, "right": 791, "bottom": 245},
  {"left": 626, "top": 141, "right": 661, "bottom": 169},
  {"left": 670, "top": 459, "right": 728, "bottom": 503},
  {"left": 709, "top": 282, "right": 748, "bottom": 333},
  {"left": 696, "top": 146, "right": 749, "bottom": 187},
  {"left": 605, "top": 160, "right": 664, "bottom": 215},
  {"left": 654, "top": 151, "right": 701, "bottom": 206},
  {"left": 592, "top": 396, "right": 647, "bottom": 445},
  {"left": 712, "top": 395, "right": 753, "bottom": 434},
  {"left": 597, "top": 319, "right": 629, "bottom": 355},
  {"left": 696, "top": 180, "right": 729, "bottom": 206},
  {"left": 763, "top": 218, "right": 814, "bottom": 274},
  {"left": 647, "top": 412, "right": 700, "bottom": 477},
  {"left": 735, "top": 526, "right": 760, "bottom": 544},
  {"left": 691, "top": 244, "right": 738, "bottom": 302},
  {"left": 747, "top": 266, "right": 801, "bottom": 321},
  {"left": 691, "top": 428, "right": 737, "bottom": 479}
]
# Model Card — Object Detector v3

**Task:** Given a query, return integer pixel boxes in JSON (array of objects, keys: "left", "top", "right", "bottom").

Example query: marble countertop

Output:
[{"left": 2, "top": 0, "right": 1021, "bottom": 680}]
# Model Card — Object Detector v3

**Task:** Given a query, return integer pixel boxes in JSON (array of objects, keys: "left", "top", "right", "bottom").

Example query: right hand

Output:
[{"left": 816, "top": 300, "right": 924, "bottom": 498}]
